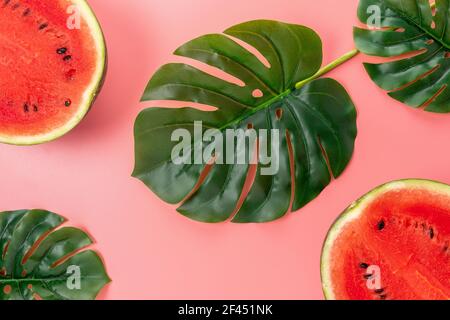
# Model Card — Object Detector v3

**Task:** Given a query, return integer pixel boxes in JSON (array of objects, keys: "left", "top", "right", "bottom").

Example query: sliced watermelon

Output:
[
  {"left": 321, "top": 179, "right": 450, "bottom": 300},
  {"left": 0, "top": 0, "right": 106, "bottom": 145}
]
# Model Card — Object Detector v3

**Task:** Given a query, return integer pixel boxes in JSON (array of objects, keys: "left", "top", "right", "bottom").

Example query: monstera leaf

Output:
[
  {"left": 133, "top": 20, "right": 358, "bottom": 223},
  {"left": 355, "top": 0, "right": 450, "bottom": 113},
  {"left": 0, "top": 210, "right": 110, "bottom": 300}
]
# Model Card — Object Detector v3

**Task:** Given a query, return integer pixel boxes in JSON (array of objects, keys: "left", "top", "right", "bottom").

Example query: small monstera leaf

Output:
[
  {"left": 134, "top": 20, "right": 357, "bottom": 223},
  {"left": 0, "top": 210, "right": 110, "bottom": 300},
  {"left": 355, "top": 0, "right": 450, "bottom": 113}
]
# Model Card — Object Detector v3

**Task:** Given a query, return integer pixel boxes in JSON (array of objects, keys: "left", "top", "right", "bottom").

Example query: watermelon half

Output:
[
  {"left": 0, "top": 0, "right": 106, "bottom": 145},
  {"left": 321, "top": 179, "right": 450, "bottom": 300}
]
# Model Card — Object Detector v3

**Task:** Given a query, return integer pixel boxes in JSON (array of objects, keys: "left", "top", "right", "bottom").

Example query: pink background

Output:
[{"left": 1, "top": 0, "right": 449, "bottom": 300}]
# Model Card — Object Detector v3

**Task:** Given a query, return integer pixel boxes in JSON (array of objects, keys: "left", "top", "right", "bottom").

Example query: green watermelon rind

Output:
[
  {"left": 0, "top": 0, "right": 107, "bottom": 146},
  {"left": 320, "top": 179, "right": 450, "bottom": 300}
]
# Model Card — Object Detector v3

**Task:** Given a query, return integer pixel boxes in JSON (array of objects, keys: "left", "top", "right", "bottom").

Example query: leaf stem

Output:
[
  {"left": 220, "top": 48, "right": 360, "bottom": 131},
  {"left": 295, "top": 49, "right": 360, "bottom": 89}
]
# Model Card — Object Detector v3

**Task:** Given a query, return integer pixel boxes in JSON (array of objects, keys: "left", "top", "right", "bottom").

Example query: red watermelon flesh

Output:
[
  {"left": 321, "top": 180, "right": 450, "bottom": 300},
  {"left": 0, "top": 0, "right": 106, "bottom": 145}
]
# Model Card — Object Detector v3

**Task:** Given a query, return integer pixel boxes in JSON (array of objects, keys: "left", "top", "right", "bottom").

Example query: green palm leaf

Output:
[
  {"left": 133, "top": 20, "right": 358, "bottom": 223},
  {"left": 355, "top": 0, "right": 450, "bottom": 113},
  {"left": 0, "top": 210, "right": 110, "bottom": 300}
]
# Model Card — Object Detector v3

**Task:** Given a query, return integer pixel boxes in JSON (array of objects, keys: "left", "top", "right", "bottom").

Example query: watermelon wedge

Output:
[
  {"left": 321, "top": 179, "right": 450, "bottom": 300},
  {"left": 0, "top": 0, "right": 106, "bottom": 145}
]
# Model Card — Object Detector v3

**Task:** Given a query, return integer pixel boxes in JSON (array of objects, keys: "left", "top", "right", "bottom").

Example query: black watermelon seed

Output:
[
  {"left": 377, "top": 220, "right": 386, "bottom": 231},
  {"left": 359, "top": 263, "right": 369, "bottom": 269},
  {"left": 11, "top": 3, "right": 19, "bottom": 10},
  {"left": 375, "top": 289, "right": 384, "bottom": 294},
  {"left": 33, "top": 105, "right": 38, "bottom": 112},
  {"left": 56, "top": 47, "right": 67, "bottom": 55},
  {"left": 379, "top": 294, "right": 387, "bottom": 300},
  {"left": 23, "top": 103, "right": 29, "bottom": 112},
  {"left": 23, "top": 8, "right": 30, "bottom": 16},
  {"left": 429, "top": 228, "right": 435, "bottom": 239},
  {"left": 39, "top": 23, "right": 48, "bottom": 30},
  {"left": 63, "top": 55, "right": 72, "bottom": 61},
  {"left": 363, "top": 274, "right": 373, "bottom": 280},
  {"left": 65, "top": 99, "right": 71, "bottom": 107},
  {"left": 3, "top": 0, "right": 11, "bottom": 7}
]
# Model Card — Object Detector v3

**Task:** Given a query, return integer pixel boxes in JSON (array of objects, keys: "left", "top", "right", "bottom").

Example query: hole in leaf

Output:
[
  {"left": 140, "top": 100, "right": 218, "bottom": 112},
  {"left": 50, "top": 242, "right": 94, "bottom": 269},
  {"left": 229, "top": 137, "right": 259, "bottom": 221},
  {"left": 27, "top": 284, "right": 33, "bottom": 290},
  {"left": 445, "top": 52, "right": 450, "bottom": 58},
  {"left": 247, "top": 123, "right": 254, "bottom": 129},
  {"left": 317, "top": 136, "right": 335, "bottom": 179},
  {"left": 275, "top": 108, "right": 283, "bottom": 120},
  {"left": 252, "top": 89, "right": 263, "bottom": 98},
  {"left": 3, "top": 285, "right": 11, "bottom": 295},
  {"left": 394, "top": 27, "right": 405, "bottom": 33},
  {"left": 225, "top": 34, "right": 271, "bottom": 68},
  {"left": 181, "top": 162, "right": 216, "bottom": 204},
  {"left": 421, "top": 84, "right": 447, "bottom": 110},
  {"left": 22, "top": 228, "right": 55, "bottom": 265},
  {"left": 431, "top": 20, "right": 436, "bottom": 29},
  {"left": 33, "top": 293, "right": 42, "bottom": 300},
  {"left": 175, "top": 56, "right": 245, "bottom": 87},
  {"left": 390, "top": 64, "right": 440, "bottom": 93},
  {"left": 2, "top": 240, "right": 10, "bottom": 259},
  {"left": 372, "top": 48, "right": 427, "bottom": 65},
  {"left": 286, "top": 130, "right": 296, "bottom": 213},
  {"left": 426, "top": 39, "right": 434, "bottom": 45}
]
